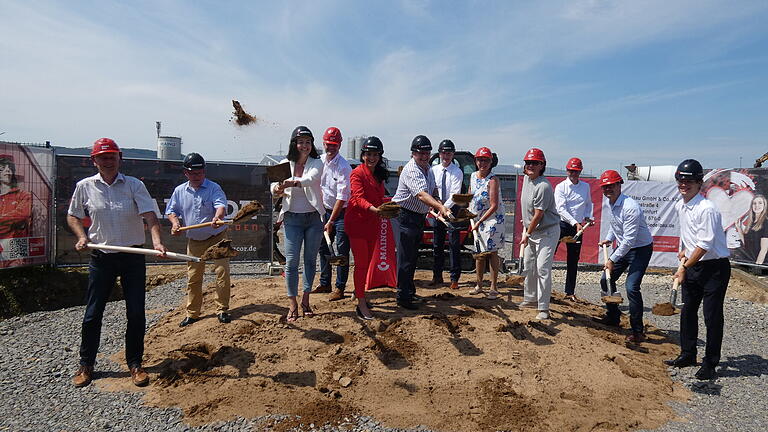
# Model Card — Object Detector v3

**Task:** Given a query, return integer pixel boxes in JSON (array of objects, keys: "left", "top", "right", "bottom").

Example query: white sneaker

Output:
[
  {"left": 518, "top": 300, "right": 537, "bottom": 309},
  {"left": 486, "top": 290, "right": 500, "bottom": 300},
  {"left": 535, "top": 311, "right": 550, "bottom": 320},
  {"left": 469, "top": 286, "right": 484, "bottom": 295}
]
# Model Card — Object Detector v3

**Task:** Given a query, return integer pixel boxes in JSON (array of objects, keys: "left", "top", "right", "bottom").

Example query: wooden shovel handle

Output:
[
  {"left": 672, "top": 257, "right": 687, "bottom": 289},
  {"left": 601, "top": 244, "right": 611, "bottom": 281},
  {"left": 86, "top": 243, "right": 200, "bottom": 262},
  {"left": 573, "top": 221, "right": 593, "bottom": 239},
  {"left": 176, "top": 220, "right": 234, "bottom": 232}
]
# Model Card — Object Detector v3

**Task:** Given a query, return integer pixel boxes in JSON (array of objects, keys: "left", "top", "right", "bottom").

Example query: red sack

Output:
[{"left": 366, "top": 216, "right": 397, "bottom": 289}]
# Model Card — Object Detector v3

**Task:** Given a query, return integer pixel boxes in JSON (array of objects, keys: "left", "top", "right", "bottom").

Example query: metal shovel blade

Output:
[{"left": 323, "top": 231, "right": 347, "bottom": 266}]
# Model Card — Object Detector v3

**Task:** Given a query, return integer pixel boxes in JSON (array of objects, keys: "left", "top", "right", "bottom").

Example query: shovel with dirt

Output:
[
  {"left": 467, "top": 219, "right": 494, "bottom": 261},
  {"left": 199, "top": 239, "right": 239, "bottom": 261},
  {"left": 323, "top": 231, "right": 349, "bottom": 266},
  {"left": 176, "top": 200, "right": 264, "bottom": 233},
  {"left": 505, "top": 241, "right": 526, "bottom": 286},
  {"left": 652, "top": 258, "right": 686, "bottom": 316},
  {"left": 561, "top": 221, "right": 593, "bottom": 244},
  {"left": 600, "top": 244, "right": 623, "bottom": 305}
]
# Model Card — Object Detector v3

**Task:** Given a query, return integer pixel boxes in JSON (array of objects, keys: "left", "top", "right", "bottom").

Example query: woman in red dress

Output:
[{"left": 345, "top": 137, "right": 388, "bottom": 320}]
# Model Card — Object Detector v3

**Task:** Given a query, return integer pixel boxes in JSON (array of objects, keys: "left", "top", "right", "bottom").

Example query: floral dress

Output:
[{"left": 469, "top": 171, "right": 505, "bottom": 252}]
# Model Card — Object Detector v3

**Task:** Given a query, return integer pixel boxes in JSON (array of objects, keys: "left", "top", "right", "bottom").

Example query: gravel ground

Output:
[{"left": 0, "top": 263, "right": 766, "bottom": 431}]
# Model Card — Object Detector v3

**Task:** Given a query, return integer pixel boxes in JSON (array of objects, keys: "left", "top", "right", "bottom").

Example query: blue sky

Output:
[{"left": 2, "top": 0, "right": 767, "bottom": 175}]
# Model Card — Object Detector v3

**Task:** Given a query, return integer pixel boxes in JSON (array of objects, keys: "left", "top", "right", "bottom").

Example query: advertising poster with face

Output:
[
  {"left": 703, "top": 168, "right": 768, "bottom": 266},
  {"left": 0, "top": 143, "right": 54, "bottom": 268}
]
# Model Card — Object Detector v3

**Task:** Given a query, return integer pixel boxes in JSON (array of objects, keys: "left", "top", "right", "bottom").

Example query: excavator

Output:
[{"left": 754, "top": 152, "right": 768, "bottom": 168}]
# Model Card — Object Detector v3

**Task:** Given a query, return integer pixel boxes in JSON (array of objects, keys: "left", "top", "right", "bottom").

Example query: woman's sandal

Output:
[
  {"left": 286, "top": 308, "right": 299, "bottom": 323},
  {"left": 301, "top": 303, "right": 314, "bottom": 318}
]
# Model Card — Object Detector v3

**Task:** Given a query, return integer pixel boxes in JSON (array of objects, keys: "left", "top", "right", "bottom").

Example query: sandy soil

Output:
[{"left": 100, "top": 269, "right": 694, "bottom": 431}]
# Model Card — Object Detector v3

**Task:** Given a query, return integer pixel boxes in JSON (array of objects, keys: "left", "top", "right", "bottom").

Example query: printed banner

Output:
[
  {"left": 513, "top": 176, "right": 604, "bottom": 264},
  {"left": 611, "top": 181, "right": 680, "bottom": 267},
  {"left": 367, "top": 213, "right": 397, "bottom": 289},
  {"left": 55, "top": 155, "right": 273, "bottom": 265},
  {"left": 514, "top": 177, "right": 681, "bottom": 268},
  {"left": 0, "top": 143, "right": 54, "bottom": 268},
  {"left": 703, "top": 168, "right": 768, "bottom": 266}
]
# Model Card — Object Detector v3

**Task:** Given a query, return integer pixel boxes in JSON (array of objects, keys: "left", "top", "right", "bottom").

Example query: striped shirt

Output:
[
  {"left": 165, "top": 178, "right": 228, "bottom": 241},
  {"left": 68, "top": 173, "right": 159, "bottom": 250},
  {"left": 393, "top": 158, "right": 437, "bottom": 214}
]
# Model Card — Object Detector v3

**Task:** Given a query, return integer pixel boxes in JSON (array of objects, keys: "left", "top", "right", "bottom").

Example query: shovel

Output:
[
  {"left": 323, "top": 231, "right": 348, "bottom": 266},
  {"left": 87, "top": 243, "right": 200, "bottom": 262},
  {"left": 600, "top": 244, "right": 623, "bottom": 304},
  {"left": 561, "top": 221, "right": 593, "bottom": 244},
  {"left": 505, "top": 241, "right": 526, "bottom": 286},
  {"left": 652, "top": 258, "right": 686, "bottom": 316},
  {"left": 177, "top": 200, "right": 264, "bottom": 232},
  {"left": 199, "top": 239, "right": 239, "bottom": 261},
  {"left": 468, "top": 219, "right": 493, "bottom": 260},
  {"left": 429, "top": 210, "right": 457, "bottom": 231}
]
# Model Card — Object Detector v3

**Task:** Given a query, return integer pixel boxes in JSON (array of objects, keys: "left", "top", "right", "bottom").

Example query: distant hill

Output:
[{"left": 53, "top": 146, "right": 161, "bottom": 159}]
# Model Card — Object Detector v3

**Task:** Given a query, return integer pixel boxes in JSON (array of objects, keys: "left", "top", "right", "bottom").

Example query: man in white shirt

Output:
[
  {"left": 665, "top": 159, "right": 731, "bottom": 380},
  {"left": 429, "top": 139, "right": 464, "bottom": 289},
  {"left": 554, "top": 157, "right": 593, "bottom": 300},
  {"left": 67, "top": 138, "right": 167, "bottom": 389},
  {"left": 315, "top": 127, "right": 352, "bottom": 301}
]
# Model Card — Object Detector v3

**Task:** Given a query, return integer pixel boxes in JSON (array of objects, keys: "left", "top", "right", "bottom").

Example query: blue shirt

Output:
[
  {"left": 165, "top": 178, "right": 228, "bottom": 241},
  {"left": 605, "top": 194, "right": 653, "bottom": 262}
]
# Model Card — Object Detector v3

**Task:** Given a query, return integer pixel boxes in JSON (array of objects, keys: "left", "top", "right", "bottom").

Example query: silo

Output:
[{"left": 157, "top": 136, "right": 182, "bottom": 160}]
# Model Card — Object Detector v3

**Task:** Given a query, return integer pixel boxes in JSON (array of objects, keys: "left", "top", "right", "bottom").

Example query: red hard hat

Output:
[
  {"left": 322, "top": 127, "right": 342, "bottom": 145},
  {"left": 600, "top": 170, "right": 624, "bottom": 186},
  {"left": 523, "top": 148, "right": 546, "bottom": 163},
  {"left": 475, "top": 147, "right": 492, "bottom": 159},
  {"left": 566, "top": 157, "right": 583, "bottom": 171},
  {"left": 90, "top": 138, "right": 121, "bottom": 156}
]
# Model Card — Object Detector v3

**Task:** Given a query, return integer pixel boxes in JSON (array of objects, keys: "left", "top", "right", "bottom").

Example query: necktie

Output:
[{"left": 442, "top": 168, "right": 448, "bottom": 203}]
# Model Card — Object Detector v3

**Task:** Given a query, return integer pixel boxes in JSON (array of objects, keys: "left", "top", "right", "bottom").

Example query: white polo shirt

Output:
[
  {"left": 554, "top": 179, "right": 593, "bottom": 226},
  {"left": 676, "top": 193, "right": 730, "bottom": 261}
]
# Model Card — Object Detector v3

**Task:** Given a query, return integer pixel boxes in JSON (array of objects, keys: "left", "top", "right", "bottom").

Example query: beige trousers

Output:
[{"left": 186, "top": 230, "right": 231, "bottom": 318}]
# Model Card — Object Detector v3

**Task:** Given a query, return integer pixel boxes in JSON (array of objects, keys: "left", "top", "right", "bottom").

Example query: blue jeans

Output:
[
  {"left": 600, "top": 243, "right": 652, "bottom": 334},
  {"left": 433, "top": 205, "right": 462, "bottom": 282},
  {"left": 80, "top": 250, "right": 146, "bottom": 368},
  {"left": 397, "top": 208, "right": 425, "bottom": 303},
  {"left": 318, "top": 208, "right": 350, "bottom": 290},
  {"left": 283, "top": 211, "right": 324, "bottom": 297}
]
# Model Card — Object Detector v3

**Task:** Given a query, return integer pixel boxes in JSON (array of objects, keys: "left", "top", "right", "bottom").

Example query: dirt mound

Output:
[{"left": 101, "top": 271, "right": 689, "bottom": 431}]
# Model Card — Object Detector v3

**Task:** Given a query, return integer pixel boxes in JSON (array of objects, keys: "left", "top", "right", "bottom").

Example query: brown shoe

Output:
[
  {"left": 449, "top": 281, "right": 459, "bottom": 290},
  {"left": 311, "top": 285, "right": 332, "bottom": 294},
  {"left": 72, "top": 365, "right": 94, "bottom": 388},
  {"left": 328, "top": 289, "right": 345, "bottom": 301},
  {"left": 626, "top": 333, "right": 645, "bottom": 344},
  {"left": 130, "top": 367, "right": 149, "bottom": 387}
]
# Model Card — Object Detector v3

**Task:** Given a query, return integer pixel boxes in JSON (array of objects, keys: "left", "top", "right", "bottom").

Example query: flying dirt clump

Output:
[{"left": 231, "top": 100, "right": 259, "bottom": 126}]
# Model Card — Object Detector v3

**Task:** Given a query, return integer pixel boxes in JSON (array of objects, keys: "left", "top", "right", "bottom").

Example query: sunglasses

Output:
[{"left": 524, "top": 161, "right": 542, "bottom": 166}]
